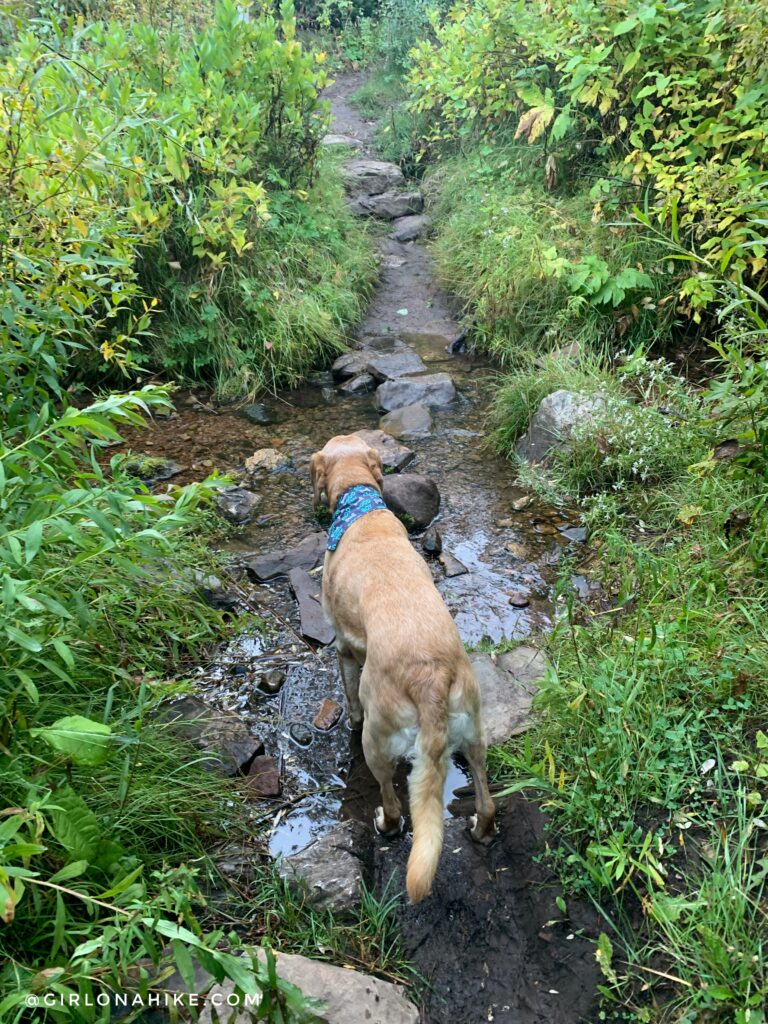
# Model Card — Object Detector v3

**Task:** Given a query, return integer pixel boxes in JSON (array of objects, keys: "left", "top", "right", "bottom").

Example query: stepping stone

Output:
[
  {"left": 244, "top": 447, "right": 291, "bottom": 473},
  {"left": 365, "top": 348, "right": 427, "bottom": 380},
  {"left": 354, "top": 428, "right": 415, "bottom": 472},
  {"left": 288, "top": 567, "right": 335, "bottom": 645},
  {"left": 278, "top": 819, "right": 373, "bottom": 916},
  {"left": 439, "top": 551, "right": 468, "bottom": 577},
  {"left": 331, "top": 350, "right": 372, "bottom": 380},
  {"left": 348, "top": 190, "right": 424, "bottom": 220},
  {"left": 240, "top": 402, "right": 275, "bottom": 425},
  {"left": 338, "top": 372, "right": 376, "bottom": 395},
  {"left": 469, "top": 648, "right": 548, "bottom": 745},
  {"left": 515, "top": 389, "right": 608, "bottom": 464},
  {"left": 342, "top": 158, "right": 404, "bottom": 197},
  {"left": 215, "top": 486, "right": 261, "bottom": 524},
  {"left": 242, "top": 754, "right": 281, "bottom": 798},
  {"left": 421, "top": 526, "right": 442, "bottom": 555},
  {"left": 382, "top": 474, "right": 440, "bottom": 529},
  {"left": 156, "top": 697, "right": 262, "bottom": 777},
  {"left": 245, "top": 532, "right": 326, "bottom": 581},
  {"left": 375, "top": 372, "right": 456, "bottom": 412},
  {"left": 322, "top": 132, "right": 363, "bottom": 148},
  {"left": 389, "top": 214, "right": 431, "bottom": 242},
  {"left": 313, "top": 697, "right": 342, "bottom": 731},
  {"left": 379, "top": 402, "right": 433, "bottom": 440}
]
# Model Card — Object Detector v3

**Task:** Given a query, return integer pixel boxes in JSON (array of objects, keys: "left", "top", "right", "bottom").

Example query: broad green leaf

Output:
[{"left": 31, "top": 716, "right": 112, "bottom": 766}]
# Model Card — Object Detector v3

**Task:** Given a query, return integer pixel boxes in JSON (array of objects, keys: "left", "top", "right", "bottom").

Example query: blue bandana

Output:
[{"left": 327, "top": 485, "right": 387, "bottom": 552}]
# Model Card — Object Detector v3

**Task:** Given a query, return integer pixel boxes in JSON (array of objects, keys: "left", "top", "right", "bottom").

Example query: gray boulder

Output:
[
  {"left": 515, "top": 389, "right": 607, "bottom": 464},
  {"left": 157, "top": 697, "right": 262, "bottom": 776},
  {"left": 338, "top": 372, "right": 376, "bottom": 395},
  {"left": 379, "top": 402, "right": 433, "bottom": 440},
  {"left": 348, "top": 191, "right": 424, "bottom": 220},
  {"left": 382, "top": 474, "right": 440, "bottom": 528},
  {"left": 375, "top": 373, "right": 456, "bottom": 412},
  {"left": 354, "top": 429, "right": 415, "bottom": 472},
  {"left": 240, "top": 402, "right": 274, "bottom": 426},
  {"left": 245, "top": 532, "right": 326, "bottom": 581},
  {"left": 216, "top": 487, "right": 261, "bottom": 524},
  {"left": 278, "top": 819, "right": 373, "bottom": 916},
  {"left": 469, "top": 647, "right": 549, "bottom": 745},
  {"left": 322, "top": 132, "right": 363, "bottom": 148},
  {"left": 389, "top": 214, "right": 431, "bottom": 242},
  {"left": 331, "top": 350, "right": 371, "bottom": 381},
  {"left": 199, "top": 949, "right": 419, "bottom": 1024},
  {"left": 342, "top": 159, "right": 404, "bottom": 197},
  {"left": 365, "top": 348, "right": 426, "bottom": 380}
]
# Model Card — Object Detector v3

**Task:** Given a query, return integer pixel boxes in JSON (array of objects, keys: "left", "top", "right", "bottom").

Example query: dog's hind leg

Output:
[
  {"left": 461, "top": 735, "right": 497, "bottom": 843},
  {"left": 337, "top": 647, "right": 363, "bottom": 729},
  {"left": 362, "top": 720, "right": 402, "bottom": 835}
]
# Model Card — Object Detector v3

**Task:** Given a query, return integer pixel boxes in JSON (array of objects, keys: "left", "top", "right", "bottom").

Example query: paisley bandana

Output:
[{"left": 327, "top": 484, "right": 387, "bottom": 552}]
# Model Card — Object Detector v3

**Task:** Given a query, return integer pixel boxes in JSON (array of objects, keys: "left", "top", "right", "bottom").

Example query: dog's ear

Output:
[
  {"left": 365, "top": 448, "right": 384, "bottom": 492},
  {"left": 310, "top": 452, "right": 327, "bottom": 508}
]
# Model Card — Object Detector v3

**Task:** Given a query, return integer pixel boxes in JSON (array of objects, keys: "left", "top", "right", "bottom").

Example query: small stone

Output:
[
  {"left": 421, "top": 526, "right": 443, "bottom": 556},
  {"left": 289, "top": 723, "right": 313, "bottom": 747},
  {"left": 243, "top": 754, "right": 281, "bottom": 798},
  {"left": 533, "top": 521, "right": 558, "bottom": 535},
  {"left": 512, "top": 495, "right": 533, "bottom": 511},
  {"left": 259, "top": 668, "right": 285, "bottom": 695},
  {"left": 216, "top": 486, "right": 261, "bottom": 524},
  {"left": 508, "top": 592, "right": 530, "bottom": 608},
  {"left": 559, "top": 525, "right": 588, "bottom": 543},
  {"left": 505, "top": 542, "right": 528, "bottom": 560},
  {"left": 389, "top": 214, "right": 431, "bottom": 242},
  {"left": 245, "top": 448, "right": 292, "bottom": 473},
  {"left": 338, "top": 372, "right": 376, "bottom": 395},
  {"left": 230, "top": 664, "right": 247, "bottom": 677},
  {"left": 439, "top": 551, "right": 468, "bottom": 577},
  {"left": 313, "top": 698, "right": 342, "bottom": 731},
  {"left": 241, "top": 402, "right": 274, "bottom": 425},
  {"left": 496, "top": 517, "right": 514, "bottom": 528}
]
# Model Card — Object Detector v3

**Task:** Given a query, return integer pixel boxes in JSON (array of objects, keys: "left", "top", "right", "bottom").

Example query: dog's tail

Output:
[{"left": 406, "top": 693, "right": 448, "bottom": 903}]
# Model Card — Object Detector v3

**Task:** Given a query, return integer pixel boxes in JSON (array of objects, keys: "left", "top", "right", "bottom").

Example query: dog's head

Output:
[{"left": 310, "top": 434, "right": 384, "bottom": 511}]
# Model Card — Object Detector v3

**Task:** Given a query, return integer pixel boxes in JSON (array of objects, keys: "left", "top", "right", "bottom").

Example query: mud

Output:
[{"left": 114, "top": 74, "right": 600, "bottom": 1023}]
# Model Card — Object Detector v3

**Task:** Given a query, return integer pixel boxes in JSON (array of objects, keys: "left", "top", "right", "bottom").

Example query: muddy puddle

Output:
[{"left": 116, "top": 73, "right": 601, "bottom": 1024}]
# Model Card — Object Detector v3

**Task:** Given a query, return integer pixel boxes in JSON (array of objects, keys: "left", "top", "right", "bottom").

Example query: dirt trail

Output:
[{"left": 116, "top": 75, "right": 601, "bottom": 1024}]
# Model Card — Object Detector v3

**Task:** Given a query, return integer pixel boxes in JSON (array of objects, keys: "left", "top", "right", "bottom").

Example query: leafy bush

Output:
[{"left": 409, "top": 0, "right": 768, "bottom": 316}]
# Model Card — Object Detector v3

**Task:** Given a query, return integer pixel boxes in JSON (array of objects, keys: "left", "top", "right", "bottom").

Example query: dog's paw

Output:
[
  {"left": 468, "top": 814, "right": 497, "bottom": 845},
  {"left": 375, "top": 806, "right": 403, "bottom": 836}
]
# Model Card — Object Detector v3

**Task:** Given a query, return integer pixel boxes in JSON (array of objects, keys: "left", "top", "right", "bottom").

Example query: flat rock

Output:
[
  {"left": 278, "top": 819, "right": 374, "bottom": 916},
  {"left": 469, "top": 647, "right": 548, "bottom": 745},
  {"left": 382, "top": 474, "right": 440, "bottom": 529},
  {"left": 322, "top": 132, "right": 363, "bottom": 148},
  {"left": 245, "top": 532, "right": 326, "bottom": 581},
  {"left": 515, "top": 389, "right": 608, "bottom": 464},
  {"left": 157, "top": 697, "right": 262, "bottom": 776},
  {"left": 313, "top": 697, "right": 342, "bottom": 731},
  {"left": 348, "top": 190, "right": 424, "bottom": 220},
  {"left": 379, "top": 402, "right": 433, "bottom": 440},
  {"left": 240, "top": 402, "right": 274, "bottom": 425},
  {"left": 242, "top": 754, "right": 281, "bottom": 798},
  {"left": 354, "top": 429, "right": 414, "bottom": 472},
  {"left": 375, "top": 373, "right": 456, "bottom": 413},
  {"left": 216, "top": 486, "right": 261, "bottom": 524},
  {"left": 338, "top": 372, "right": 376, "bottom": 395},
  {"left": 331, "top": 350, "right": 372, "bottom": 380},
  {"left": 421, "top": 526, "right": 442, "bottom": 555},
  {"left": 365, "top": 348, "right": 427, "bottom": 380},
  {"left": 288, "top": 567, "right": 335, "bottom": 645},
  {"left": 439, "top": 550, "right": 468, "bottom": 577},
  {"left": 389, "top": 214, "right": 431, "bottom": 242},
  {"left": 199, "top": 948, "right": 418, "bottom": 1024},
  {"left": 342, "top": 158, "right": 405, "bottom": 197},
  {"left": 126, "top": 457, "right": 185, "bottom": 485},
  {"left": 245, "top": 447, "right": 292, "bottom": 473}
]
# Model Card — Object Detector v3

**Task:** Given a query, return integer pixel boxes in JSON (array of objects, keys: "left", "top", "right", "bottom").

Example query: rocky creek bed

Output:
[{"left": 117, "top": 74, "right": 603, "bottom": 1024}]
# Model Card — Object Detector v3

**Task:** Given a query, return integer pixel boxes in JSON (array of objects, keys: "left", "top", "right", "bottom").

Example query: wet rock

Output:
[
  {"left": 382, "top": 474, "right": 440, "bottom": 529},
  {"left": 258, "top": 667, "right": 285, "bottom": 695},
  {"left": 354, "top": 428, "right": 415, "bottom": 472},
  {"left": 515, "top": 389, "right": 607, "bottom": 464},
  {"left": 125, "top": 457, "right": 185, "bottom": 485},
  {"left": 512, "top": 494, "right": 533, "bottom": 511},
  {"left": 242, "top": 754, "right": 281, "bottom": 799},
  {"left": 438, "top": 551, "right": 468, "bottom": 577},
  {"left": 375, "top": 372, "right": 456, "bottom": 413},
  {"left": 289, "top": 723, "right": 313, "bottom": 747},
  {"left": 245, "top": 447, "right": 292, "bottom": 473},
  {"left": 322, "top": 132, "right": 363, "bottom": 148},
  {"left": 508, "top": 592, "right": 530, "bottom": 608},
  {"left": 338, "top": 372, "right": 376, "bottom": 395},
  {"left": 348, "top": 190, "right": 424, "bottom": 220},
  {"left": 505, "top": 541, "right": 528, "bottom": 560},
  {"left": 321, "top": 386, "right": 338, "bottom": 405},
  {"left": 559, "top": 525, "right": 588, "bottom": 543},
  {"left": 240, "top": 402, "right": 274, "bottom": 425},
  {"left": 157, "top": 697, "right": 262, "bottom": 776},
  {"left": 193, "top": 573, "right": 240, "bottom": 613},
  {"left": 469, "top": 647, "right": 548, "bottom": 745},
  {"left": 342, "top": 158, "right": 405, "bottom": 197},
  {"left": 245, "top": 532, "right": 327, "bottom": 581},
  {"left": 288, "top": 567, "right": 335, "bottom": 646},
  {"left": 421, "top": 526, "right": 442, "bottom": 556},
  {"left": 215, "top": 486, "right": 261, "bottom": 524},
  {"left": 331, "top": 350, "right": 372, "bottom": 380},
  {"left": 533, "top": 520, "right": 558, "bottom": 535},
  {"left": 200, "top": 949, "right": 418, "bottom": 1024},
  {"left": 278, "top": 819, "right": 373, "bottom": 916},
  {"left": 379, "top": 402, "right": 433, "bottom": 441},
  {"left": 389, "top": 214, "right": 431, "bottom": 242},
  {"left": 313, "top": 697, "right": 342, "bottom": 731},
  {"left": 365, "top": 348, "right": 427, "bottom": 380}
]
